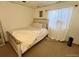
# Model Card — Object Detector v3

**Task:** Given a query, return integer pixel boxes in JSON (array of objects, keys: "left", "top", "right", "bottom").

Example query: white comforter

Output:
[{"left": 11, "top": 28, "right": 47, "bottom": 53}]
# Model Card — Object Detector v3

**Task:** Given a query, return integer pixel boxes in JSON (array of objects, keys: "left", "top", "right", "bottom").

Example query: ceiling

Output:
[{"left": 10, "top": 1, "right": 58, "bottom": 8}]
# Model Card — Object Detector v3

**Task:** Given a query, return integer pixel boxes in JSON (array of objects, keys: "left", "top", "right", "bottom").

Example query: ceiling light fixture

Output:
[{"left": 22, "top": 1, "right": 26, "bottom": 3}]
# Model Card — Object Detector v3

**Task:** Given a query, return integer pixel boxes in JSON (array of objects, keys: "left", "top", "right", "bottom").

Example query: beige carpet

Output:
[{"left": 0, "top": 37, "right": 79, "bottom": 57}]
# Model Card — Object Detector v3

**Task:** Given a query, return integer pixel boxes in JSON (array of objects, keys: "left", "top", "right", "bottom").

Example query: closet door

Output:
[{"left": 0, "top": 20, "right": 5, "bottom": 46}]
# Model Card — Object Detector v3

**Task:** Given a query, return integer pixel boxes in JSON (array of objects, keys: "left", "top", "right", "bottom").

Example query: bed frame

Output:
[
  {"left": 6, "top": 31, "right": 48, "bottom": 57},
  {"left": 7, "top": 32, "right": 22, "bottom": 56}
]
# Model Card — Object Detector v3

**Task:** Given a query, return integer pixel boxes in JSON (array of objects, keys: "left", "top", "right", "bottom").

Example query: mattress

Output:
[{"left": 9, "top": 27, "right": 48, "bottom": 53}]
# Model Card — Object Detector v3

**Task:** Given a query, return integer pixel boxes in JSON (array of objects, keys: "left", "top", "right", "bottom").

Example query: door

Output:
[{"left": 0, "top": 20, "right": 5, "bottom": 46}]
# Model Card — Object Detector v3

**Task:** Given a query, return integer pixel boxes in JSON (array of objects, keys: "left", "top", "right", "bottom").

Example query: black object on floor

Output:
[{"left": 67, "top": 37, "right": 73, "bottom": 47}]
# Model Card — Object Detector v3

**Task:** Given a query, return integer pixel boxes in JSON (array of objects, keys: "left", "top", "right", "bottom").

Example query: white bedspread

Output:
[{"left": 10, "top": 28, "right": 47, "bottom": 53}]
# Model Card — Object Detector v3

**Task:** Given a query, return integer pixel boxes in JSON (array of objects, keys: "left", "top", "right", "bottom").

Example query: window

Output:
[
  {"left": 48, "top": 7, "right": 73, "bottom": 41},
  {"left": 48, "top": 7, "right": 73, "bottom": 32},
  {"left": 39, "top": 11, "right": 43, "bottom": 17}
]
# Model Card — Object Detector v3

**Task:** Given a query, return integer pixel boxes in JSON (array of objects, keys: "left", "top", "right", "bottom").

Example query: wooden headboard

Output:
[{"left": 33, "top": 18, "right": 48, "bottom": 29}]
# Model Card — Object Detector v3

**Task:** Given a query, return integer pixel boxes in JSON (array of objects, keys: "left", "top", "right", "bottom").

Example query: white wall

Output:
[
  {"left": 34, "top": 1, "right": 79, "bottom": 45},
  {"left": 0, "top": 2, "right": 34, "bottom": 41}
]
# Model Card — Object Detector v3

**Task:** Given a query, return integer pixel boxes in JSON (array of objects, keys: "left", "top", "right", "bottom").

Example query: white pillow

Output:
[{"left": 32, "top": 23, "right": 42, "bottom": 28}]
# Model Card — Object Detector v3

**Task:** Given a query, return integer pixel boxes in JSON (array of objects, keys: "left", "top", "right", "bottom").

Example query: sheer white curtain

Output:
[{"left": 48, "top": 7, "right": 73, "bottom": 41}]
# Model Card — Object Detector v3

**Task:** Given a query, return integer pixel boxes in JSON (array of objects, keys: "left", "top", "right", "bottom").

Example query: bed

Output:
[{"left": 6, "top": 23, "right": 48, "bottom": 57}]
